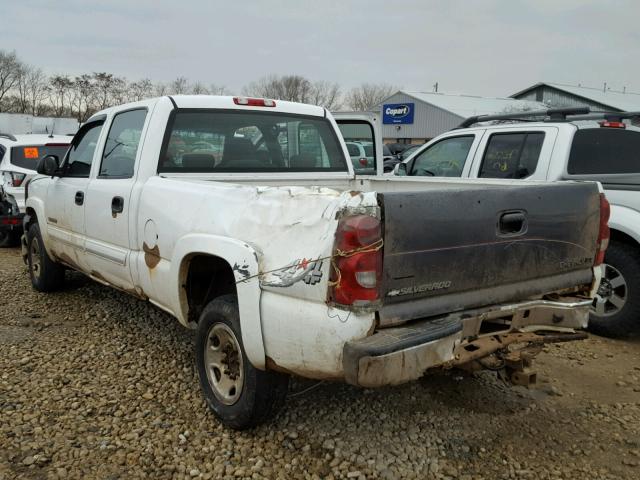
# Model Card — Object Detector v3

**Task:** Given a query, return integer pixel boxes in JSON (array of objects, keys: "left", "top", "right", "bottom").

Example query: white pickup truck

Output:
[
  {"left": 395, "top": 108, "right": 639, "bottom": 337},
  {"left": 23, "top": 96, "right": 607, "bottom": 429}
]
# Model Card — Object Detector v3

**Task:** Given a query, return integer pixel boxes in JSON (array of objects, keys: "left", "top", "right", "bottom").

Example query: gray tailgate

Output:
[{"left": 379, "top": 181, "right": 600, "bottom": 325}]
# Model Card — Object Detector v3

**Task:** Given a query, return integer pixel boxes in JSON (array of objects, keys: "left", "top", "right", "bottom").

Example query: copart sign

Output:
[{"left": 383, "top": 103, "right": 414, "bottom": 124}]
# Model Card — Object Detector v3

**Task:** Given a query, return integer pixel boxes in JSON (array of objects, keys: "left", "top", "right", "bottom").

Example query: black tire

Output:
[
  {"left": 589, "top": 240, "right": 640, "bottom": 337},
  {"left": 196, "top": 294, "right": 289, "bottom": 429},
  {"left": 26, "top": 223, "right": 65, "bottom": 292},
  {"left": 0, "top": 229, "right": 20, "bottom": 248}
]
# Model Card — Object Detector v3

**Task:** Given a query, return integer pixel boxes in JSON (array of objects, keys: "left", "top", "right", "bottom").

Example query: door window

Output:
[
  {"left": 62, "top": 122, "right": 104, "bottom": 177},
  {"left": 337, "top": 121, "right": 376, "bottom": 173},
  {"left": 100, "top": 109, "right": 147, "bottom": 178},
  {"left": 478, "top": 132, "right": 545, "bottom": 179},
  {"left": 410, "top": 136, "right": 473, "bottom": 177}
]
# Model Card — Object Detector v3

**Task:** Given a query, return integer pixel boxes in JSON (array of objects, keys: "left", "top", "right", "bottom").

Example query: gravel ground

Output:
[{"left": 1, "top": 247, "right": 639, "bottom": 480}]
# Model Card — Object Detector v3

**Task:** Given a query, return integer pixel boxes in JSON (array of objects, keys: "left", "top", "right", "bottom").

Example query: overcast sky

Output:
[{"left": 2, "top": 0, "right": 639, "bottom": 97}]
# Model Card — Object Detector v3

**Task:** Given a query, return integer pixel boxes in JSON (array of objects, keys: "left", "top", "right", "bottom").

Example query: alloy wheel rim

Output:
[
  {"left": 592, "top": 263, "right": 627, "bottom": 317},
  {"left": 204, "top": 323, "right": 244, "bottom": 405}
]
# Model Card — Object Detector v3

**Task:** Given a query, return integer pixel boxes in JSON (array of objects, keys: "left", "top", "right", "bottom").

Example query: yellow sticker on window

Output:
[{"left": 23, "top": 147, "right": 39, "bottom": 159}]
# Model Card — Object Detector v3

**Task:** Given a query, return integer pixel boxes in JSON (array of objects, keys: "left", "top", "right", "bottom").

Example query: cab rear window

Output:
[
  {"left": 10, "top": 144, "right": 70, "bottom": 170},
  {"left": 159, "top": 110, "right": 347, "bottom": 173},
  {"left": 568, "top": 128, "right": 640, "bottom": 174}
]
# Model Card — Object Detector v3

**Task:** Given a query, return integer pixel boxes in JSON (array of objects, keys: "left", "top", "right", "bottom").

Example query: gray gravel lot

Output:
[{"left": 1, "top": 247, "right": 639, "bottom": 480}]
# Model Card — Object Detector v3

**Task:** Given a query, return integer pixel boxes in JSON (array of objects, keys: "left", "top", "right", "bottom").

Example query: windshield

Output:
[
  {"left": 159, "top": 110, "right": 348, "bottom": 173},
  {"left": 10, "top": 144, "right": 70, "bottom": 170}
]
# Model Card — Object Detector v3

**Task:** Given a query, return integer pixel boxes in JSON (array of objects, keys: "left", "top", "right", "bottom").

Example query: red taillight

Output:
[
  {"left": 1, "top": 217, "right": 21, "bottom": 226},
  {"left": 600, "top": 121, "right": 626, "bottom": 129},
  {"left": 359, "top": 158, "right": 367, "bottom": 166},
  {"left": 329, "top": 215, "right": 382, "bottom": 306},
  {"left": 233, "top": 97, "right": 276, "bottom": 107},
  {"left": 595, "top": 193, "right": 610, "bottom": 266}
]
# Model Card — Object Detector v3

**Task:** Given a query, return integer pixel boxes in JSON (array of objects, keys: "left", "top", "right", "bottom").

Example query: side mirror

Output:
[
  {"left": 36, "top": 155, "right": 60, "bottom": 176},
  {"left": 395, "top": 162, "right": 408, "bottom": 176}
]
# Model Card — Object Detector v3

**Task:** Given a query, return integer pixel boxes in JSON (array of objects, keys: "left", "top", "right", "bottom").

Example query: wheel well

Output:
[
  {"left": 610, "top": 229, "right": 640, "bottom": 250},
  {"left": 25, "top": 207, "right": 37, "bottom": 230},
  {"left": 183, "top": 254, "right": 237, "bottom": 324}
]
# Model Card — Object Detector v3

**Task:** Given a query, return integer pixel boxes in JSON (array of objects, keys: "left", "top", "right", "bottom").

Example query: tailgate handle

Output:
[{"left": 499, "top": 211, "right": 527, "bottom": 236}]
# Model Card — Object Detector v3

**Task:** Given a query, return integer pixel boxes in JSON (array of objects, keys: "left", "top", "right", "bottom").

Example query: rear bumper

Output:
[{"left": 343, "top": 297, "right": 591, "bottom": 387}]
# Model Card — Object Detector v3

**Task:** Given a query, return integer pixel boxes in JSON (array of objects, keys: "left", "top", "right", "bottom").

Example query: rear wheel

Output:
[
  {"left": 195, "top": 294, "right": 289, "bottom": 429},
  {"left": 27, "top": 223, "right": 65, "bottom": 292},
  {"left": 590, "top": 241, "right": 640, "bottom": 337}
]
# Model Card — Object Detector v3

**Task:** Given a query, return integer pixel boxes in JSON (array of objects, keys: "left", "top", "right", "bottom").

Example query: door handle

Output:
[
  {"left": 74, "top": 191, "right": 84, "bottom": 206},
  {"left": 498, "top": 211, "right": 527, "bottom": 236},
  {"left": 111, "top": 196, "right": 124, "bottom": 215}
]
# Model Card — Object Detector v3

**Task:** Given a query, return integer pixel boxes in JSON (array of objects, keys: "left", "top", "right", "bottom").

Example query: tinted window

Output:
[
  {"left": 568, "top": 128, "right": 640, "bottom": 174},
  {"left": 410, "top": 136, "right": 473, "bottom": 177},
  {"left": 62, "top": 122, "right": 104, "bottom": 177},
  {"left": 160, "top": 111, "right": 347, "bottom": 173},
  {"left": 100, "top": 109, "right": 147, "bottom": 178},
  {"left": 479, "top": 132, "right": 544, "bottom": 179},
  {"left": 9, "top": 144, "right": 70, "bottom": 170},
  {"left": 346, "top": 143, "right": 360, "bottom": 156}
]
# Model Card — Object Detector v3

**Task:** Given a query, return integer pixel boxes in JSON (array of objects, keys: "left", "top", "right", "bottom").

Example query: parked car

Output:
[
  {"left": 385, "top": 142, "right": 414, "bottom": 156},
  {"left": 24, "top": 96, "right": 605, "bottom": 429},
  {"left": 0, "top": 133, "right": 70, "bottom": 247},
  {"left": 345, "top": 141, "right": 373, "bottom": 170},
  {"left": 395, "top": 107, "right": 638, "bottom": 337}
]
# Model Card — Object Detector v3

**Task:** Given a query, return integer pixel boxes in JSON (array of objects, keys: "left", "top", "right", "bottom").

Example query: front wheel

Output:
[
  {"left": 589, "top": 241, "right": 640, "bottom": 337},
  {"left": 27, "top": 223, "right": 65, "bottom": 292},
  {"left": 195, "top": 294, "right": 289, "bottom": 429}
]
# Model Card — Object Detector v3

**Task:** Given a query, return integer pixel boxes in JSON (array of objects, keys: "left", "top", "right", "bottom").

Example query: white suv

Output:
[
  {"left": 0, "top": 133, "right": 70, "bottom": 246},
  {"left": 396, "top": 108, "right": 640, "bottom": 337}
]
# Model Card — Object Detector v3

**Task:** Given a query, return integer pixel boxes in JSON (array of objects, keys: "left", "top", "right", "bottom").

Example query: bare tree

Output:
[
  {"left": 344, "top": 83, "right": 398, "bottom": 111},
  {"left": 0, "top": 50, "right": 24, "bottom": 111},
  {"left": 170, "top": 76, "right": 189, "bottom": 95},
  {"left": 154, "top": 81, "right": 169, "bottom": 97},
  {"left": 15, "top": 65, "right": 48, "bottom": 115},
  {"left": 209, "top": 84, "right": 228, "bottom": 95},
  {"left": 191, "top": 81, "right": 209, "bottom": 95},
  {"left": 92, "top": 72, "right": 123, "bottom": 110},
  {"left": 243, "top": 74, "right": 313, "bottom": 102},
  {"left": 69, "top": 74, "right": 97, "bottom": 122},
  {"left": 48, "top": 75, "right": 74, "bottom": 117},
  {"left": 127, "top": 78, "right": 154, "bottom": 102},
  {"left": 309, "top": 80, "right": 341, "bottom": 110}
]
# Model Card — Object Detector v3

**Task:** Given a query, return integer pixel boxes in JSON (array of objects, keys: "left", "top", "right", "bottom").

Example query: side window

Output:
[
  {"left": 62, "top": 122, "right": 104, "bottom": 178},
  {"left": 337, "top": 121, "right": 376, "bottom": 174},
  {"left": 100, "top": 109, "right": 147, "bottom": 178},
  {"left": 346, "top": 143, "right": 360, "bottom": 156},
  {"left": 568, "top": 129, "right": 640, "bottom": 175},
  {"left": 479, "top": 132, "right": 545, "bottom": 179},
  {"left": 410, "top": 136, "right": 473, "bottom": 177}
]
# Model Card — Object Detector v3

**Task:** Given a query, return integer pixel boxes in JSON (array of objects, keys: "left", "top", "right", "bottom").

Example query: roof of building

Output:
[
  {"left": 381, "top": 91, "right": 547, "bottom": 119},
  {"left": 511, "top": 82, "right": 640, "bottom": 112}
]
